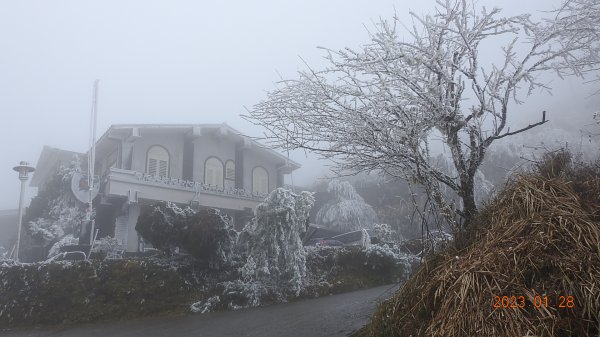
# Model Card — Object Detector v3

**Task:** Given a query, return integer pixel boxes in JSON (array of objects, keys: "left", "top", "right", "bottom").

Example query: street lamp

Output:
[{"left": 13, "top": 161, "right": 35, "bottom": 262}]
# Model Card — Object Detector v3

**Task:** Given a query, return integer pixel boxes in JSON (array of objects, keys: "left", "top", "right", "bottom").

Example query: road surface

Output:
[{"left": 0, "top": 284, "right": 398, "bottom": 337}]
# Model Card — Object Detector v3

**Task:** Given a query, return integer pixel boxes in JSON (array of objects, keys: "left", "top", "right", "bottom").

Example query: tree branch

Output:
[{"left": 490, "top": 111, "right": 549, "bottom": 141}]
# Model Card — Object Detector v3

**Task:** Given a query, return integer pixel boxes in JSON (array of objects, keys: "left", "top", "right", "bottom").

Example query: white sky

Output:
[{"left": 0, "top": 0, "right": 597, "bottom": 210}]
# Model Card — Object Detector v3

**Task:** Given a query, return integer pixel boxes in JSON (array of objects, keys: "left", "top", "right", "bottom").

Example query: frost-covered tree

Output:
[
  {"left": 245, "top": 0, "right": 600, "bottom": 230},
  {"left": 25, "top": 160, "right": 87, "bottom": 257},
  {"left": 316, "top": 179, "right": 378, "bottom": 232},
  {"left": 241, "top": 188, "right": 315, "bottom": 296}
]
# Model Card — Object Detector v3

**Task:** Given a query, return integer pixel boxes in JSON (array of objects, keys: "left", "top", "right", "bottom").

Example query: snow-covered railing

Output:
[{"left": 119, "top": 170, "right": 268, "bottom": 200}]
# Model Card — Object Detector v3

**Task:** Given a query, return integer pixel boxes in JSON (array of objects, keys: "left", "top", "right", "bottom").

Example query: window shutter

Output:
[
  {"left": 148, "top": 158, "right": 158, "bottom": 176},
  {"left": 225, "top": 161, "right": 235, "bottom": 180},
  {"left": 159, "top": 160, "right": 168, "bottom": 177},
  {"left": 147, "top": 146, "right": 170, "bottom": 177}
]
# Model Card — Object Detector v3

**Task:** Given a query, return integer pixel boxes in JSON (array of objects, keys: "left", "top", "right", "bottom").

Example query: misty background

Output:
[{"left": 1, "top": 0, "right": 598, "bottom": 214}]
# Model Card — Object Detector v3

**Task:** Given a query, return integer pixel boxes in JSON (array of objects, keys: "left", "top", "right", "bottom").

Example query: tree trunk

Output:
[{"left": 460, "top": 180, "right": 477, "bottom": 229}]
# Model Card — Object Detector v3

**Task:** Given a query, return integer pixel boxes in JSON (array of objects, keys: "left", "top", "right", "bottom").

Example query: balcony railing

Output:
[{"left": 127, "top": 171, "right": 268, "bottom": 201}]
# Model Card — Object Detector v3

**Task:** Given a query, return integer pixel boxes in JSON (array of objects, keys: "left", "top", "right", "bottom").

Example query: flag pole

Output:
[{"left": 87, "top": 79, "right": 99, "bottom": 248}]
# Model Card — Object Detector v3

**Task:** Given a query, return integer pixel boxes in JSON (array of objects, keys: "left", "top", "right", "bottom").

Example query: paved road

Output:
[{"left": 0, "top": 284, "right": 398, "bottom": 337}]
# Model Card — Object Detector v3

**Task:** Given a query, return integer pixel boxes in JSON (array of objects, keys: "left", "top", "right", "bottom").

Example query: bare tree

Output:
[{"left": 245, "top": 0, "right": 600, "bottom": 230}]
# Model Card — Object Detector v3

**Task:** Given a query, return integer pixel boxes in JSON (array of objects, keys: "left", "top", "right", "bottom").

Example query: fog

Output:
[{"left": 0, "top": 0, "right": 597, "bottom": 212}]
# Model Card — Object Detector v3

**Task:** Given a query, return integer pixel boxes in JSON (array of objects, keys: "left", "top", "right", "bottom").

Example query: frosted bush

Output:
[
  {"left": 92, "top": 237, "right": 123, "bottom": 258},
  {"left": 364, "top": 244, "right": 420, "bottom": 275},
  {"left": 29, "top": 218, "right": 65, "bottom": 246},
  {"left": 136, "top": 203, "right": 236, "bottom": 269},
  {"left": 190, "top": 295, "right": 221, "bottom": 314},
  {"left": 373, "top": 223, "right": 396, "bottom": 243},
  {"left": 47, "top": 234, "right": 79, "bottom": 258}
]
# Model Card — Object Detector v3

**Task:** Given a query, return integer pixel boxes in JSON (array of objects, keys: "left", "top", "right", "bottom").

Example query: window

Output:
[
  {"left": 252, "top": 166, "right": 269, "bottom": 194},
  {"left": 205, "top": 157, "right": 224, "bottom": 188},
  {"left": 225, "top": 160, "right": 235, "bottom": 180},
  {"left": 147, "top": 146, "right": 169, "bottom": 177}
]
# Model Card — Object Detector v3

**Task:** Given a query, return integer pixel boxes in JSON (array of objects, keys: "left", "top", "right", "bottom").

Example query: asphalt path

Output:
[{"left": 0, "top": 284, "right": 398, "bottom": 337}]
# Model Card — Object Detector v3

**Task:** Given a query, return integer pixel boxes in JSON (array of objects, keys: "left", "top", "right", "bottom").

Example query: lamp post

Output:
[{"left": 12, "top": 161, "right": 35, "bottom": 262}]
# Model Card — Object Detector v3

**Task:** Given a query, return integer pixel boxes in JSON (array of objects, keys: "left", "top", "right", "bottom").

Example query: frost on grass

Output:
[
  {"left": 225, "top": 188, "right": 314, "bottom": 308},
  {"left": 316, "top": 180, "right": 378, "bottom": 232}
]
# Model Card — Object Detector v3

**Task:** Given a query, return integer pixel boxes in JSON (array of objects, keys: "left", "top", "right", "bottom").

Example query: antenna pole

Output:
[{"left": 88, "top": 79, "right": 99, "bottom": 245}]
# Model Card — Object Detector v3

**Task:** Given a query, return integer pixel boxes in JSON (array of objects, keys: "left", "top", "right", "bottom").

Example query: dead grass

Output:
[{"left": 361, "top": 153, "right": 600, "bottom": 337}]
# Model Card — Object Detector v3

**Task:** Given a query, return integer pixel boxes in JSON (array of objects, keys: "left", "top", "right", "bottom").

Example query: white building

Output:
[{"left": 31, "top": 123, "right": 300, "bottom": 252}]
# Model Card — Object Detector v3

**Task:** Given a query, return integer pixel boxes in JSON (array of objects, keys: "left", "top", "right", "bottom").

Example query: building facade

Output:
[{"left": 31, "top": 124, "right": 300, "bottom": 252}]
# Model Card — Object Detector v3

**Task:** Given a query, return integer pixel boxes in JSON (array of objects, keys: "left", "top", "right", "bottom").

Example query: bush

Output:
[
  {"left": 180, "top": 209, "right": 237, "bottom": 269},
  {"left": 136, "top": 202, "right": 236, "bottom": 269}
]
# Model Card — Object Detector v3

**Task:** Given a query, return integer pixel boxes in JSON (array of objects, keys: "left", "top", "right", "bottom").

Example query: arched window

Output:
[
  {"left": 147, "top": 146, "right": 169, "bottom": 177},
  {"left": 252, "top": 166, "right": 269, "bottom": 194},
  {"left": 205, "top": 157, "right": 224, "bottom": 188}
]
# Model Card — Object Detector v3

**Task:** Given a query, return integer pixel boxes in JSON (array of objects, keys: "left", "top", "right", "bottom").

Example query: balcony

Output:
[{"left": 103, "top": 168, "right": 266, "bottom": 210}]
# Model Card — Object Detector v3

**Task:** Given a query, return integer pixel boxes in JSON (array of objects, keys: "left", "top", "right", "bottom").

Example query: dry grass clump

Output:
[{"left": 361, "top": 153, "right": 600, "bottom": 337}]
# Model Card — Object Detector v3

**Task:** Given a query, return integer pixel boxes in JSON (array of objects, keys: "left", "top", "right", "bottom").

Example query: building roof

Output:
[
  {"left": 30, "top": 146, "right": 85, "bottom": 188},
  {"left": 95, "top": 123, "right": 301, "bottom": 172}
]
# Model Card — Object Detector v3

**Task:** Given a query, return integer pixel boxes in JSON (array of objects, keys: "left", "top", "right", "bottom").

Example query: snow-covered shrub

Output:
[
  {"left": 316, "top": 179, "right": 378, "bottom": 232},
  {"left": 136, "top": 202, "right": 236, "bottom": 269},
  {"left": 29, "top": 218, "right": 65, "bottom": 246},
  {"left": 373, "top": 223, "right": 396, "bottom": 243},
  {"left": 0, "top": 246, "right": 10, "bottom": 262},
  {"left": 136, "top": 202, "right": 192, "bottom": 254},
  {"left": 240, "top": 188, "right": 315, "bottom": 301},
  {"left": 219, "top": 279, "right": 267, "bottom": 309},
  {"left": 47, "top": 234, "right": 79, "bottom": 258},
  {"left": 190, "top": 295, "right": 221, "bottom": 314},
  {"left": 363, "top": 244, "right": 397, "bottom": 270},
  {"left": 363, "top": 244, "right": 420, "bottom": 276},
  {"left": 181, "top": 209, "right": 237, "bottom": 269},
  {"left": 91, "top": 237, "right": 123, "bottom": 258}
]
